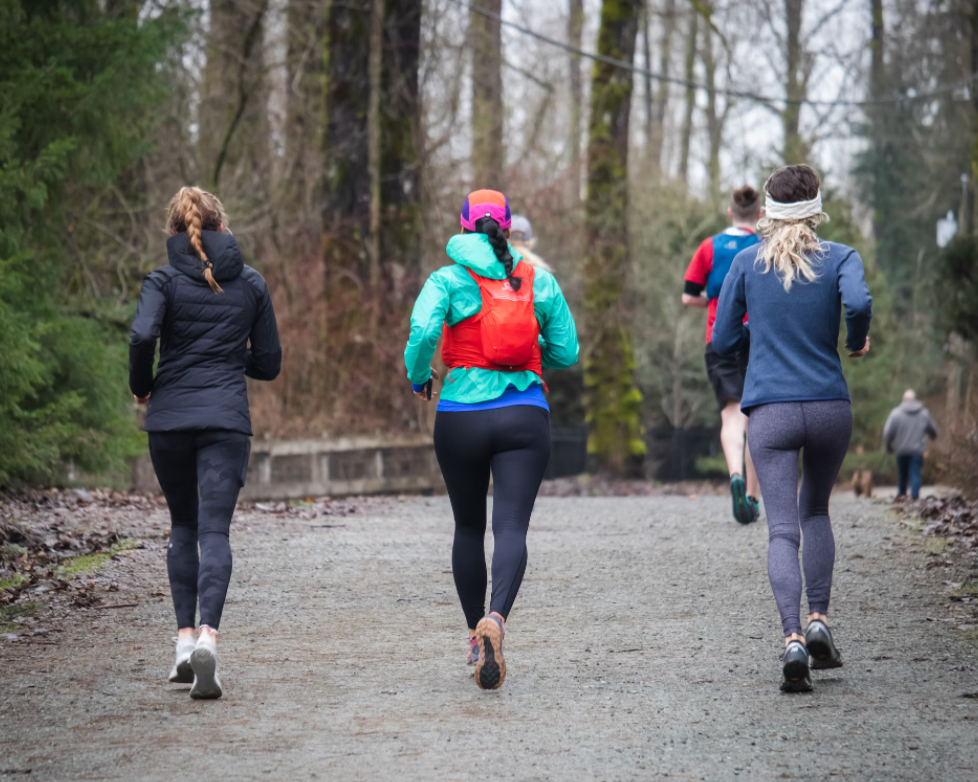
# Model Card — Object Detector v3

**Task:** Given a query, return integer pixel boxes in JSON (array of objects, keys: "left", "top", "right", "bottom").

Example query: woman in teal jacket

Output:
[{"left": 405, "top": 189, "right": 579, "bottom": 691}]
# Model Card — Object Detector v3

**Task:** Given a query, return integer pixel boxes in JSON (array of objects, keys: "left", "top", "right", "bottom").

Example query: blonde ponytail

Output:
[
  {"left": 755, "top": 212, "right": 828, "bottom": 292},
  {"left": 165, "top": 186, "right": 229, "bottom": 295}
]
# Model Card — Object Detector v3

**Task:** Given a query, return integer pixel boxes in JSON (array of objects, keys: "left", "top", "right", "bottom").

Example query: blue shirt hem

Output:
[{"left": 437, "top": 384, "right": 550, "bottom": 413}]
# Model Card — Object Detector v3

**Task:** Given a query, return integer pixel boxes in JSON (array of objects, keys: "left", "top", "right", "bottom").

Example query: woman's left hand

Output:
[
  {"left": 847, "top": 336, "right": 871, "bottom": 358},
  {"left": 134, "top": 393, "right": 151, "bottom": 404}
]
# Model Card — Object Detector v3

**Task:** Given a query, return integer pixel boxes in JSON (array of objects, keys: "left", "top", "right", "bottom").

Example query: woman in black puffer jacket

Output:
[{"left": 129, "top": 187, "right": 281, "bottom": 700}]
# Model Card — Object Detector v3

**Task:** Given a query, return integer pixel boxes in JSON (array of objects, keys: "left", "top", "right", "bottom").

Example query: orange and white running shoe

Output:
[{"left": 473, "top": 613, "right": 506, "bottom": 690}]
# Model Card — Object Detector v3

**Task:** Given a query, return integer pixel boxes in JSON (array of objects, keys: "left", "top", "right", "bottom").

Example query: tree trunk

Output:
[
  {"left": 322, "top": 0, "right": 371, "bottom": 290},
  {"left": 200, "top": 0, "right": 270, "bottom": 192},
  {"left": 470, "top": 0, "right": 504, "bottom": 189},
  {"left": 642, "top": 1, "right": 654, "bottom": 156},
  {"left": 869, "top": 0, "right": 885, "bottom": 240},
  {"left": 650, "top": 0, "right": 676, "bottom": 173},
  {"left": 970, "top": 0, "right": 978, "bottom": 237},
  {"left": 568, "top": 0, "right": 585, "bottom": 202},
  {"left": 367, "top": 0, "right": 384, "bottom": 293},
  {"left": 380, "top": 0, "right": 423, "bottom": 302},
  {"left": 782, "top": 0, "right": 807, "bottom": 163},
  {"left": 702, "top": 6, "right": 721, "bottom": 201},
  {"left": 583, "top": 0, "right": 645, "bottom": 475},
  {"left": 678, "top": 9, "right": 698, "bottom": 183},
  {"left": 284, "top": 0, "right": 324, "bottom": 221}
]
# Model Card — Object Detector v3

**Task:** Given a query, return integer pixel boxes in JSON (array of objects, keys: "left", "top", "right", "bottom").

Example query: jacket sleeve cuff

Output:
[{"left": 411, "top": 382, "right": 427, "bottom": 393}]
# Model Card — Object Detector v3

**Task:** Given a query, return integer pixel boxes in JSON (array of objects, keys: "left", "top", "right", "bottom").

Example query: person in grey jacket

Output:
[{"left": 883, "top": 390, "right": 938, "bottom": 500}]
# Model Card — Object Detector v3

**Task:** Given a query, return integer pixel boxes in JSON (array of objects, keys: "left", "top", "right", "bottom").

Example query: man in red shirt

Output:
[{"left": 683, "top": 186, "right": 762, "bottom": 523}]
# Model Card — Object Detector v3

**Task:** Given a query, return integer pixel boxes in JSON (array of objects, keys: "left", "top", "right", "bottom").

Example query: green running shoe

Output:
[
  {"left": 748, "top": 496, "right": 761, "bottom": 523},
  {"left": 731, "top": 474, "right": 752, "bottom": 524}
]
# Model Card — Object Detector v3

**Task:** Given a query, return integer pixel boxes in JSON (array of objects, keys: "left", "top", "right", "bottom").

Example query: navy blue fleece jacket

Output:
[{"left": 711, "top": 240, "right": 872, "bottom": 412}]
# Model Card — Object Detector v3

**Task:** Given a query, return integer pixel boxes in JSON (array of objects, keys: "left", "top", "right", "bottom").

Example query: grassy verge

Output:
[
  {"left": 55, "top": 538, "right": 141, "bottom": 578},
  {"left": 0, "top": 601, "right": 44, "bottom": 633},
  {"left": 0, "top": 574, "right": 29, "bottom": 591}
]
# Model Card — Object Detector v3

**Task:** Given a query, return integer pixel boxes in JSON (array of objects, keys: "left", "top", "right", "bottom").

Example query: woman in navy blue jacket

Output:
[
  {"left": 129, "top": 187, "right": 281, "bottom": 699},
  {"left": 712, "top": 165, "right": 872, "bottom": 693}
]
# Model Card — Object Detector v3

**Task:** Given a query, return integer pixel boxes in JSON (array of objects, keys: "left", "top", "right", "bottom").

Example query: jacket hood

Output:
[
  {"left": 166, "top": 231, "right": 244, "bottom": 283},
  {"left": 899, "top": 400, "right": 925, "bottom": 414},
  {"left": 446, "top": 233, "right": 523, "bottom": 280}
]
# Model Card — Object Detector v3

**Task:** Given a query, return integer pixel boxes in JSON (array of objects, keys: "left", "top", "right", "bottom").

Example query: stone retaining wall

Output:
[{"left": 132, "top": 435, "right": 444, "bottom": 500}]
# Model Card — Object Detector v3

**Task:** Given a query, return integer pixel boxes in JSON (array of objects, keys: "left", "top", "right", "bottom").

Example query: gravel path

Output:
[{"left": 2, "top": 492, "right": 977, "bottom": 781}]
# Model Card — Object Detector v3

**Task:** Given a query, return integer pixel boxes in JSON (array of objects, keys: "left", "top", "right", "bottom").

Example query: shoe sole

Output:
[
  {"left": 189, "top": 647, "right": 223, "bottom": 700},
  {"left": 731, "top": 481, "right": 752, "bottom": 525},
  {"left": 780, "top": 658, "right": 813, "bottom": 692},
  {"left": 806, "top": 626, "right": 843, "bottom": 669},
  {"left": 168, "top": 657, "right": 194, "bottom": 684},
  {"left": 473, "top": 617, "right": 505, "bottom": 691}
]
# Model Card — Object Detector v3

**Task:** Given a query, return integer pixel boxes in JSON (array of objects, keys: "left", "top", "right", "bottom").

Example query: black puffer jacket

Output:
[{"left": 129, "top": 231, "right": 281, "bottom": 434}]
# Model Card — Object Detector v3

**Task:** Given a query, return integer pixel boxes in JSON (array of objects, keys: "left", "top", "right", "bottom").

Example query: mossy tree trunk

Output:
[
  {"left": 470, "top": 0, "right": 504, "bottom": 190},
  {"left": 582, "top": 0, "right": 646, "bottom": 475}
]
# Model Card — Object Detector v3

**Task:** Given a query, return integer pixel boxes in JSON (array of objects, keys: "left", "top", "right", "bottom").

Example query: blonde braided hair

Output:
[{"left": 165, "top": 186, "right": 229, "bottom": 294}]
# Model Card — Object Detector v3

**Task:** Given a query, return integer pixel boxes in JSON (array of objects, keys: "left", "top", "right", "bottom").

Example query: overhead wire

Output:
[{"left": 453, "top": 0, "right": 978, "bottom": 109}]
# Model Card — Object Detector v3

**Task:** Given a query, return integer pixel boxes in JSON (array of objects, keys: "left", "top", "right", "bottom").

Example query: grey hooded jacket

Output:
[{"left": 883, "top": 400, "right": 938, "bottom": 456}]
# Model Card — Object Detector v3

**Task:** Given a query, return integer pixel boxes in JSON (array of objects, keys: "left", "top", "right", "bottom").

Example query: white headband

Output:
[{"left": 764, "top": 190, "right": 823, "bottom": 220}]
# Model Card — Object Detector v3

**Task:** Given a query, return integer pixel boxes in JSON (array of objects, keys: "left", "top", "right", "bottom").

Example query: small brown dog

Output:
[{"left": 851, "top": 469, "right": 873, "bottom": 498}]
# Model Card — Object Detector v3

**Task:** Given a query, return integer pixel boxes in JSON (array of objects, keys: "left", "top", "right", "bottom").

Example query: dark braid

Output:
[{"left": 475, "top": 216, "right": 521, "bottom": 291}]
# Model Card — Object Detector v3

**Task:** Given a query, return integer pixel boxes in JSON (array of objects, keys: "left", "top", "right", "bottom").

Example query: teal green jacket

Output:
[{"left": 404, "top": 234, "right": 580, "bottom": 404}]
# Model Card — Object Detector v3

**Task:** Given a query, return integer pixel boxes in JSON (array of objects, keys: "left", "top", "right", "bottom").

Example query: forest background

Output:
[{"left": 2, "top": 0, "right": 978, "bottom": 487}]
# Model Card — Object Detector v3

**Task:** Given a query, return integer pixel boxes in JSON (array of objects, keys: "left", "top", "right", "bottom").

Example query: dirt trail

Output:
[{"left": 2, "top": 493, "right": 977, "bottom": 781}]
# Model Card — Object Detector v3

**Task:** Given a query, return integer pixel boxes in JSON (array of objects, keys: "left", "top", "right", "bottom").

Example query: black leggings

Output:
[
  {"left": 149, "top": 430, "right": 251, "bottom": 631},
  {"left": 433, "top": 405, "right": 552, "bottom": 630}
]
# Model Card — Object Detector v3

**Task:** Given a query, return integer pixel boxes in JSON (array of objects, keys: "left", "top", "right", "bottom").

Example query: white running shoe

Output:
[
  {"left": 168, "top": 636, "right": 196, "bottom": 683},
  {"left": 189, "top": 633, "right": 223, "bottom": 700}
]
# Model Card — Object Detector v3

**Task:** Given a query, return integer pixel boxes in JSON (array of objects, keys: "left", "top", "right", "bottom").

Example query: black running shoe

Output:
[
  {"left": 731, "top": 474, "right": 752, "bottom": 524},
  {"left": 779, "top": 640, "right": 813, "bottom": 692},
  {"left": 805, "top": 619, "right": 843, "bottom": 669}
]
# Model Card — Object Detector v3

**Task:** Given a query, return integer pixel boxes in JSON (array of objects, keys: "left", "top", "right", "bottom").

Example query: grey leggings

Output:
[{"left": 747, "top": 400, "right": 852, "bottom": 637}]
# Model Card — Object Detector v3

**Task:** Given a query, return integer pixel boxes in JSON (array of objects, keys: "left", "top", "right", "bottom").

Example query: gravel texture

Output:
[{"left": 2, "top": 492, "right": 978, "bottom": 781}]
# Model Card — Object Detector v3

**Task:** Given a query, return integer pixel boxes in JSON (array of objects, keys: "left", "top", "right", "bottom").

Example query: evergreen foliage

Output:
[
  {"left": 934, "top": 236, "right": 978, "bottom": 342},
  {"left": 0, "top": 0, "right": 182, "bottom": 483}
]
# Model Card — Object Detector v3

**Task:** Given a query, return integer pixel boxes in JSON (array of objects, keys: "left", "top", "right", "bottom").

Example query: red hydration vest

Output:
[{"left": 441, "top": 260, "right": 544, "bottom": 379}]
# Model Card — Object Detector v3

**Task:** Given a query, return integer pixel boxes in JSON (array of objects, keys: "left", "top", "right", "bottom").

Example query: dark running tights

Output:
[
  {"left": 747, "top": 401, "right": 852, "bottom": 637},
  {"left": 149, "top": 431, "right": 251, "bottom": 631},
  {"left": 434, "top": 406, "right": 552, "bottom": 630}
]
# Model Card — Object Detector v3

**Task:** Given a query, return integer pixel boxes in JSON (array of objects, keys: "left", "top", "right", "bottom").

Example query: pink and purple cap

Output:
[{"left": 460, "top": 189, "right": 511, "bottom": 231}]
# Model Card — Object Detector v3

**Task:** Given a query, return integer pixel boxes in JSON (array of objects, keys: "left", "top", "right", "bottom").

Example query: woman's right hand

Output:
[
  {"left": 847, "top": 336, "right": 871, "bottom": 358},
  {"left": 412, "top": 368, "right": 440, "bottom": 401}
]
